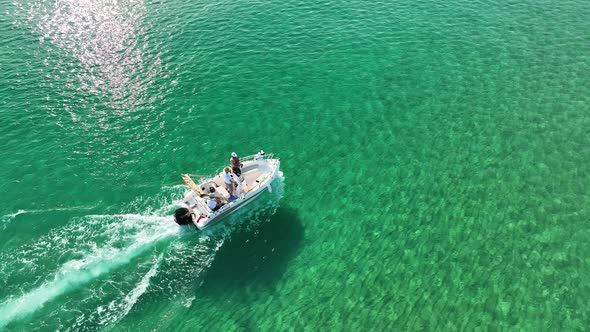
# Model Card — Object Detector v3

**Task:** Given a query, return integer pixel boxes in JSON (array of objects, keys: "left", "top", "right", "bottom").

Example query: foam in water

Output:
[
  {"left": 0, "top": 206, "right": 96, "bottom": 229},
  {"left": 0, "top": 179, "right": 285, "bottom": 329},
  {"left": 0, "top": 215, "right": 178, "bottom": 328},
  {"left": 1, "top": 209, "right": 26, "bottom": 219},
  {"left": 94, "top": 253, "right": 164, "bottom": 327},
  {"left": 0, "top": 210, "right": 26, "bottom": 230}
]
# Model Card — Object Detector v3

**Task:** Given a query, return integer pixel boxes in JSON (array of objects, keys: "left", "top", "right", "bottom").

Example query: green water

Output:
[{"left": 1, "top": 0, "right": 589, "bottom": 329}]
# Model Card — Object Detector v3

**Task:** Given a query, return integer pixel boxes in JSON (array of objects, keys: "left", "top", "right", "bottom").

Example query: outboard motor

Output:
[{"left": 174, "top": 207, "right": 193, "bottom": 225}]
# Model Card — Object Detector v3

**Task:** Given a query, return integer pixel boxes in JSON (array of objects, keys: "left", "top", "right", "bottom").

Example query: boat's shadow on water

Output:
[{"left": 200, "top": 207, "right": 303, "bottom": 293}]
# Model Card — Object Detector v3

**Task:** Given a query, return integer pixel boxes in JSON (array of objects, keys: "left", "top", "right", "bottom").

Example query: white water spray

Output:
[{"left": 0, "top": 215, "right": 178, "bottom": 328}]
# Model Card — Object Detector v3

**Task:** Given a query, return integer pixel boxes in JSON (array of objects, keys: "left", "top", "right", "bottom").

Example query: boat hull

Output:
[{"left": 191, "top": 158, "right": 281, "bottom": 230}]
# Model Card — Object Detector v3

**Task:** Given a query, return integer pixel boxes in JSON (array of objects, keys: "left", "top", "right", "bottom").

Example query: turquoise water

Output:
[{"left": 1, "top": 0, "right": 589, "bottom": 329}]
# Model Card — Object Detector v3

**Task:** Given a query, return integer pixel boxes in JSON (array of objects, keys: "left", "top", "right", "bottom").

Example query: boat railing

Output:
[
  {"left": 186, "top": 152, "right": 275, "bottom": 189},
  {"left": 191, "top": 153, "right": 275, "bottom": 175},
  {"left": 239, "top": 152, "right": 274, "bottom": 163},
  {"left": 209, "top": 153, "right": 276, "bottom": 176}
]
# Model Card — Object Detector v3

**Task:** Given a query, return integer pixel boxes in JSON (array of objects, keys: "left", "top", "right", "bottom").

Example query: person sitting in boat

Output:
[
  {"left": 230, "top": 152, "right": 243, "bottom": 177},
  {"left": 207, "top": 197, "right": 224, "bottom": 212},
  {"left": 223, "top": 167, "right": 236, "bottom": 196},
  {"left": 207, "top": 186, "right": 226, "bottom": 201}
]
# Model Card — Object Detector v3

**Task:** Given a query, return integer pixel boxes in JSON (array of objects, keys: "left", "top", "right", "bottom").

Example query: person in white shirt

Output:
[
  {"left": 223, "top": 167, "right": 236, "bottom": 196},
  {"left": 207, "top": 197, "right": 223, "bottom": 211},
  {"left": 207, "top": 198, "right": 217, "bottom": 210}
]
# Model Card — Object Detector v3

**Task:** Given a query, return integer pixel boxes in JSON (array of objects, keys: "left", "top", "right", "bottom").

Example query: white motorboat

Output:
[{"left": 174, "top": 151, "right": 282, "bottom": 230}]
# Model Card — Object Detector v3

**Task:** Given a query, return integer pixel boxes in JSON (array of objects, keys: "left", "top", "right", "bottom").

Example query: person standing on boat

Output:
[
  {"left": 224, "top": 167, "right": 236, "bottom": 196},
  {"left": 230, "top": 152, "right": 243, "bottom": 177}
]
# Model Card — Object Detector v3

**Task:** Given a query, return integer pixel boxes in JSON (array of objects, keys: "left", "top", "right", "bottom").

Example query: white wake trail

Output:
[
  {"left": 94, "top": 253, "right": 164, "bottom": 327},
  {"left": 1, "top": 206, "right": 96, "bottom": 229},
  {"left": 0, "top": 217, "right": 178, "bottom": 328}
]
